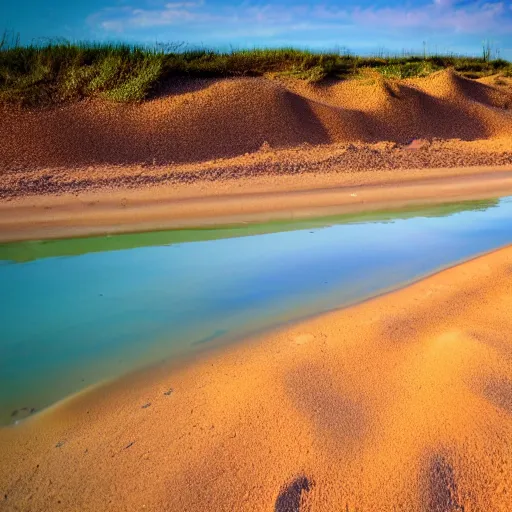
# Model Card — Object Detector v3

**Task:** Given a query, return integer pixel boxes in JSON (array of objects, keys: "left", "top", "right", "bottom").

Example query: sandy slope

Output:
[
  {"left": 1, "top": 246, "right": 511, "bottom": 511},
  {"left": 1, "top": 70, "right": 511, "bottom": 170}
]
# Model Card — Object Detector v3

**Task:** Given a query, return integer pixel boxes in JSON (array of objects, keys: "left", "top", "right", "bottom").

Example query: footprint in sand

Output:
[
  {"left": 274, "top": 476, "right": 313, "bottom": 512},
  {"left": 425, "top": 455, "right": 463, "bottom": 512}
]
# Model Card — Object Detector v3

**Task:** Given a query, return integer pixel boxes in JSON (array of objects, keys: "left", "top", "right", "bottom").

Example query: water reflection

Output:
[{"left": 0, "top": 197, "right": 511, "bottom": 425}]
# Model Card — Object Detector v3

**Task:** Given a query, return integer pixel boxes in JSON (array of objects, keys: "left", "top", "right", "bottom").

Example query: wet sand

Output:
[
  {"left": 1, "top": 164, "right": 512, "bottom": 242},
  {"left": 1, "top": 246, "right": 511, "bottom": 511}
]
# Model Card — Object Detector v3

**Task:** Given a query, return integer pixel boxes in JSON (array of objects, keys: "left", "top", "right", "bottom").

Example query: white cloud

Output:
[
  {"left": 351, "top": 1, "right": 506, "bottom": 32},
  {"left": 89, "top": 0, "right": 512, "bottom": 38}
]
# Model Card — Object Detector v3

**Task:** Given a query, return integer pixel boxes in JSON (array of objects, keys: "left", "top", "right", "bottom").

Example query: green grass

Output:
[{"left": 1, "top": 35, "right": 511, "bottom": 106}]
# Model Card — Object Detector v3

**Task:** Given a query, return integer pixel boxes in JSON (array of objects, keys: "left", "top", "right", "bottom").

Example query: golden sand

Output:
[
  {"left": 1, "top": 246, "right": 511, "bottom": 511},
  {"left": 1, "top": 70, "right": 511, "bottom": 171}
]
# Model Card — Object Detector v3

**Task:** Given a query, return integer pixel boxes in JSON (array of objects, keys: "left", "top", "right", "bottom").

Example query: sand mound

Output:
[
  {"left": 415, "top": 68, "right": 512, "bottom": 109},
  {"left": 280, "top": 76, "right": 399, "bottom": 111},
  {"left": 0, "top": 79, "right": 330, "bottom": 169},
  {"left": 1, "top": 246, "right": 511, "bottom": 511},
  {"left": 1, "top": 73, "right": 511, "bottom": 170},
  {"left": 283, "top": 72, "right": 512, "bottom": 142}
]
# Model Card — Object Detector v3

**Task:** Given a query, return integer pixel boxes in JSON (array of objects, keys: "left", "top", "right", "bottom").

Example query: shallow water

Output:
[{"left": 1, "top": 197, "right": 512, "bottom": 426}]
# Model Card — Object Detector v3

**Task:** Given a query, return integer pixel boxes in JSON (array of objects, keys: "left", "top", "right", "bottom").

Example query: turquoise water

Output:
[{"left": 1, "top": 197, "right": 512, "bottom": 426}]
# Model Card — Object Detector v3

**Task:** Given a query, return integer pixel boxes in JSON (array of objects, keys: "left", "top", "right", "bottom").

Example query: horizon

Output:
[{"left": 1, "top": 0, "right": 512, "bottom": 60}]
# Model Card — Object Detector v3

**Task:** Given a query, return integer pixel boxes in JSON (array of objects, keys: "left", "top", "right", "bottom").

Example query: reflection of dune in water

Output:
[{"left": 0, "top": 197, "right": 502, "bottom": 263}]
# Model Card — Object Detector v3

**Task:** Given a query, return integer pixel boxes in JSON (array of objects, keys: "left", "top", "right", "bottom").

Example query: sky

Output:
[{"left": 2, "top": 0, "right": 512, "bottom": 59}]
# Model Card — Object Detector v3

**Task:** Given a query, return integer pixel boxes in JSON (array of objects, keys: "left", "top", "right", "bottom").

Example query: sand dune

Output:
[
  {"left": 1, "top": 246, "right": 511, "bottom": 511},
  {"left": 284, "top": 70, "right": 512, "bottom": 142},
  {"left": 415, "top": 69, "right": 511, "bottom": 108},
  {"left": 1, "top": 70, "right": 511, "bottom": 170}
]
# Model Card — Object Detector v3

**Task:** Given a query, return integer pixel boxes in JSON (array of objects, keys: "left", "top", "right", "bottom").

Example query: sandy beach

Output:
[
  {"left": 1, "top": 66, "right": 512, "bottom": 511},
  {"left": 1, "top": 245, "right": 511, "bottom": 511}
]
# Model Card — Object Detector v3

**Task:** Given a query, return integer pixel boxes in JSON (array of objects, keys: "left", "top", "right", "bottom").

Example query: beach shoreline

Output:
[
  {"left": 1, "top": 163, "right": 512, "bottom": 242},
  {"left": 1, "top": 244, "right": 511, "bottom": 511}
]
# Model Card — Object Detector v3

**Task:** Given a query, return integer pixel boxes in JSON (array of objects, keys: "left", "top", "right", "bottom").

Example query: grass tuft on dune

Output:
[{"left": 1, "top": 37, "right": 511, "bottom": 106}]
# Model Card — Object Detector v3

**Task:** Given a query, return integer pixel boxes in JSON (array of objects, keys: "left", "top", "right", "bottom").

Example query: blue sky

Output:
[{"left": 2, "top": 0, "right": 512, "bottom": 59}]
